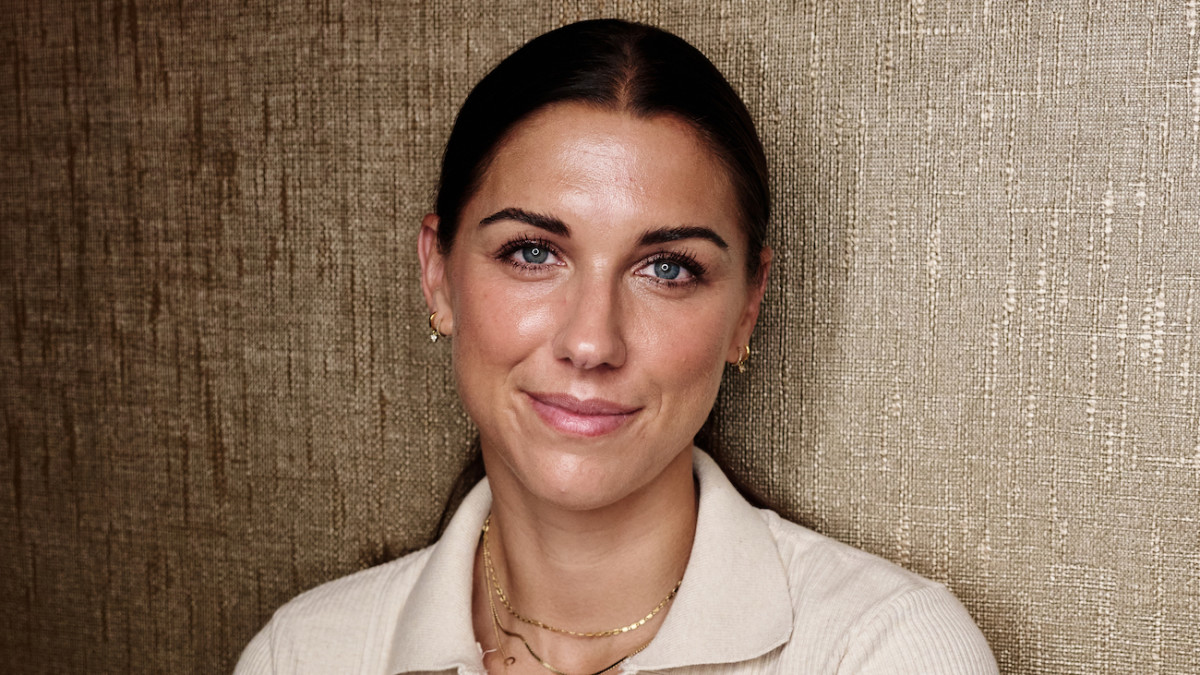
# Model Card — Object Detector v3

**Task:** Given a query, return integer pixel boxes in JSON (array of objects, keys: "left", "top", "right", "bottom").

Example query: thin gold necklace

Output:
[
  {"left": 480, "top": 520, "right": 653, "bottom": 675},
  {"left": 485, "top": 561, "right": 518, "bottom": 669},
  {"left": 488, "top": 599, "right": 650, "bottom": 675},
  {"left": 481, "top": 515, "right": 682, "bottom": 638}
]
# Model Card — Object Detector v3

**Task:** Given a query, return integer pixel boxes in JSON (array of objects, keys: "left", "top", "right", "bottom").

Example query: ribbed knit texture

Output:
[{"left": 234, "top": 451, "right": 997, "bottom": 674}]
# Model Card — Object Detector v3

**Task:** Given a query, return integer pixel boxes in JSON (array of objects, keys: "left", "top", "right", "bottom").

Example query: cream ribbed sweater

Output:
[{"left": 236, "top": 450, "right": 998, "bottom": 674}]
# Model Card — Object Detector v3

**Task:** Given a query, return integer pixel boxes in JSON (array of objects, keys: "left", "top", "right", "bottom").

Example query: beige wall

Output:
[{"left": 1, "top": 1, "right": 1197, "bottom": 672}]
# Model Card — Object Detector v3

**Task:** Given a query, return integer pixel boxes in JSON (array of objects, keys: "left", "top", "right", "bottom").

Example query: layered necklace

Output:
[{"left": 480, "top": 515, "right": 683, "bottom": 675}]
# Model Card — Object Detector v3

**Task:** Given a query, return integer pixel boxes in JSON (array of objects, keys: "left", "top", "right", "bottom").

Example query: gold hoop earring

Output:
[
  {"left": 733, "top": 344, "right": 751, "bottom": 373},
  {"left": 429, "top": 312, "right": 447, "bottom": 342}
]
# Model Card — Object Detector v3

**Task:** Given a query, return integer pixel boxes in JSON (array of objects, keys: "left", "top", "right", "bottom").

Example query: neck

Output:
[{"left": 481, "top": 447, "right": 697, "bottom": 647}]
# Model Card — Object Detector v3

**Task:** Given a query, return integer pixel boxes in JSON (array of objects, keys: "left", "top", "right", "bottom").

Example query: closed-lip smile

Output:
[{"left": 525, "top": 392, "right": 640, "bottom": 437}]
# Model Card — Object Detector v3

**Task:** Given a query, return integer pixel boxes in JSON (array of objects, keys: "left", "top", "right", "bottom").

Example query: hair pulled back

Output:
[{"left": 433, "top": 19, "right": 769, "bottom": 278}]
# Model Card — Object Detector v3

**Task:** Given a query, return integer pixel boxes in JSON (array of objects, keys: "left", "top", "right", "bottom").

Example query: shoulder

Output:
[
  {"left": 760, "top": 509, "right": 932, "bottom": 607},
  {"left": 759, "top": 510, "right": 999, "bottom": 674},
  {"left": 233, "top": 545, "right": 435, "bottom": 675},
  {"left": 275, "top": 545, "right": 434, "bottom": 628}
]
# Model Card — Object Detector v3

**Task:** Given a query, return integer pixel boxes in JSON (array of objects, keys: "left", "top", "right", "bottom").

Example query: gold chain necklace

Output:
[
  {"left": 481, "top": 515, "right": 683, "bottom": 638},
  {"left": 488, "top": 599, "right": 650, "bottom": 675},
  {"left": 485, "top": 561, "right": 519, "bottom": 670},
  {"left": 480, "top": 518, "right": 655, "bottom": 675}
]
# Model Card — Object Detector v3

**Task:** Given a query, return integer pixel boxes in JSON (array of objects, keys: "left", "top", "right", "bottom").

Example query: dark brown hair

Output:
[{"left": 432, "top": 18, "right": 769, "bottom": 278}]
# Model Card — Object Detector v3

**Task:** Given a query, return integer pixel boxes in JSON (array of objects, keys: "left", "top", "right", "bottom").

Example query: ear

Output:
[
  {"left": 726, "top": 246, "right": 772, "bottom": 364},
  {"left": 418, "top": 213, "right": 454, "bottom": 336}
]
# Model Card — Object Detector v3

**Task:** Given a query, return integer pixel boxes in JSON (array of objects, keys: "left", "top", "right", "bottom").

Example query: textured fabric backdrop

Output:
[{"left": 1, "top": 1, "right": 1198, "bottom": 673}]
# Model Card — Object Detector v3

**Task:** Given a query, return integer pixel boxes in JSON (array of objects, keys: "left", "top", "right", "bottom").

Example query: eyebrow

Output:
[
  {"left": 479, "top": 208, "right": 569, "bottom": 236},
  {"left": 479, "top": 207, "right": 729, "bottom": 250},
  {"left": 637, "top": 226, "right": 728, "bottom": 250}
]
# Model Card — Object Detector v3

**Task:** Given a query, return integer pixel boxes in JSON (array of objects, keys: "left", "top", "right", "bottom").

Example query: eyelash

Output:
[
  {"left": 496, "top": 236, "right": 561, "bottom": 271},
  {"left": 494, "top": 236, "right": 707, "bottom": 287},
  {"left": 641, "top": 250, "right": 706, "bottom": 287}
]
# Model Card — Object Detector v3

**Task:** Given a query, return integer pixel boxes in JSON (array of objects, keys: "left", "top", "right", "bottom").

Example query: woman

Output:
[{"left": 236, "top": 19, "right": 998, "bottom": 675}]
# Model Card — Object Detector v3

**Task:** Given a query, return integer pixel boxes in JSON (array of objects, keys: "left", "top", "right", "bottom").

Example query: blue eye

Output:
[
  {"left": 653, "top": 261, "right": 681, "bottom": 280},
  {"left": 522, "top": 246, "right": 550, "bottom": 264},
  {"left": 637, "top": 255, "right": 701, "bottom": 285}
]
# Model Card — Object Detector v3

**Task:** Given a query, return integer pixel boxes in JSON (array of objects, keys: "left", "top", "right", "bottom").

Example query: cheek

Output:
[
  {"left": 636, "top": 301, "right": 734, "bottom": 393},
  {"left": 450, "top": 269, "right": 556, "bottom": 371},
  {"left": 512, "top": 294, "right": 556, "bottom": 341}
]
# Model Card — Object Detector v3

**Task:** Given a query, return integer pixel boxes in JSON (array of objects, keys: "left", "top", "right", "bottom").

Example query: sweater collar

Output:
[
  {"left": 623, "top": 449, "right": 793, "bottom": 670},
  {"left": 385, "top": 478, "right": 492, "bottom": 674},
  {"left": 387, "top": 448, "right": 793, "bottom": 673}
]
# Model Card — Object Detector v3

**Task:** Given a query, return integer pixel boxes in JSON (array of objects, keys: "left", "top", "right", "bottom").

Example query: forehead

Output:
[{"left": 467, "top": 103, "right": 741, "bottom": 242}]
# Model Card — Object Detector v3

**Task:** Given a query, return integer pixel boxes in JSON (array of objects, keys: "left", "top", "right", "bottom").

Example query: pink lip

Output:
[{"left": 525, "top": 392, "right": 639, "bottom": 437}]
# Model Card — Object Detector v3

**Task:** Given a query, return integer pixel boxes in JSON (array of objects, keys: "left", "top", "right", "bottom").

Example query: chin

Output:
[
  {"left": 537, "top": 486, "right": 627, "bottom": 512},
  {"left": 520, "top": 450, "right": 638, "bottom": 511},
  {"left": 495, "top": 437, "right": 689, "bottom": 513}
]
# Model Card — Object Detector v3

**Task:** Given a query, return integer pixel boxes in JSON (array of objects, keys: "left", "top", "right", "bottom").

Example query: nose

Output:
[{"left": 551, "top": 275, "right": 627, "bottom": 370}]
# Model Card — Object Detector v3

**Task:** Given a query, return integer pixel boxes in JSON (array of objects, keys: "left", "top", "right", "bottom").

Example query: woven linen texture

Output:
[{"left": 1, "top": 1, "right": 1197, "bottom": 673}]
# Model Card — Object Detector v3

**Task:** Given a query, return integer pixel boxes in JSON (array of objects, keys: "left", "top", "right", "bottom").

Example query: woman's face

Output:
[{"left": 419, "top": 103, "right": 769, "bottom": 512}]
